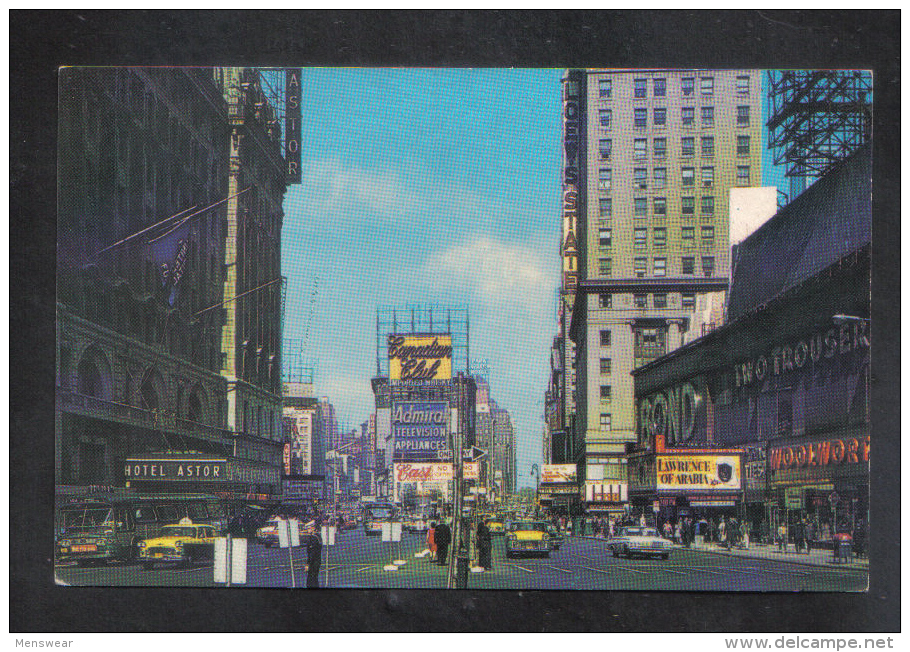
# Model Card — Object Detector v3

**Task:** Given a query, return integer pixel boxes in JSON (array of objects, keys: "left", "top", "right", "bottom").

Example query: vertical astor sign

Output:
[{"left": 285, "top": 68, "right": 302, "bottom": 183}]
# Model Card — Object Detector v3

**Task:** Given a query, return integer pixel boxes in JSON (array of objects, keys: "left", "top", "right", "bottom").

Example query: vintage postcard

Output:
[{"left": 54, "top": 66, "right": 871, "bottom": 593}]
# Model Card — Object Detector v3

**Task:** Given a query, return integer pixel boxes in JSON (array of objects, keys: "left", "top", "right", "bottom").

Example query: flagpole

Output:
[
  {"left": 194, "top": 277, "right": 284, "bottom": 317},
  {"left": 94, "top": 187, "right": 251, "bottom": 256}
]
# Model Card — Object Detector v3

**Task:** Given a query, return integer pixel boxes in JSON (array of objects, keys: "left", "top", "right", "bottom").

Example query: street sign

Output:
[
  {"left": 463, "top": 446, "right": 487, "bottom": 462},
  {"left": 214, "top": 537, "right": 247, "bottom": 585},
  {"left": 321, "top": 525, "right": 337, "bottom": 546}
]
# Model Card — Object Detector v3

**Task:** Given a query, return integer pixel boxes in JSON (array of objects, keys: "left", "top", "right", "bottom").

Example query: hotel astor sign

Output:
[{"left": 125, "top": 458, "right": 226, "bottom": 480}]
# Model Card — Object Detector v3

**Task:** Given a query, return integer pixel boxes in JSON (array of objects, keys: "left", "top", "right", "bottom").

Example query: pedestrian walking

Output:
[
  {"left": 427, "top": 522, "right": 437, "bottom": 562},
  {"left": 303, "top": 531, "right": 322, "bottom": 588},
  {"left": 674, "top": 521, "right": 682, "bottom": 544},
  {"left": 794, "top": 519, "right": 805, "bottom": 553},
  {"left": 718, "top": 517, "right": 727, "bottom": 548},
  {"left": 777, "top": 522, "right": 788, "bottom": 552},
  {"left": 804, "top": 519, "right": 815, "bottom": 554},
  {"left": 434, "top": 519, "right": 452, "bottom": 566},
  {"left": 477, "top": 519, "right": 493, "bottom": 570}
]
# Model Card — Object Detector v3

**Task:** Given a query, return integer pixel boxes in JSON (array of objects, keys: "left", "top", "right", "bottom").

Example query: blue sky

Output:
[
  {"left": 281, "top": 68, "right": 790, "bottom": 489},
  {"left": 282, "top": 68, "right": 564, "bottom": 488}
]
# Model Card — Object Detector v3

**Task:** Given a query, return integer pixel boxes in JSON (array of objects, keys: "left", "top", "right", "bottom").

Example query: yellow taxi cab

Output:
[
  {"left": 138, "top": 517, "right": 217, "bottom": 569},
  {"left": 487, "top": 519, "right": 505, "bottom": 535},
  {"left": 505, "top": 521, "right": 550, "bottom": 558}
]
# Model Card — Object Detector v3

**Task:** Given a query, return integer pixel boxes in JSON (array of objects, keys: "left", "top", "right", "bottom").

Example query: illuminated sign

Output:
[
  {"left": 768, "top": 436, "right": 869, "bottom": 471},
  {"left": 655, "top": 455, "right": 741, "bottom": 491},
  {"left": 395, "top": 463, "right": 454, "bottom": 483},
  {"left": 584, "top": 482, "right": 628, "bottom": 503},
  {"left": 561, "top": 74, "right": 580, "bottom": 297},
  {"left": 388, "top": 334, "right": 452, "bottom": 381},
  {"left": 392, "top": 402, "right": 448, "bottom": 462},
  {"left": 124, "top": 458, "right": 227, "bottom": 480},
  {"left": 639, "top": 379, "right": 704, "bottom": 446},
  {"left": 541, "top": 464, "right": 578, "bottom": 484},
  {"left": 285, "top": 68, "right": 302, "bottom": 183}
]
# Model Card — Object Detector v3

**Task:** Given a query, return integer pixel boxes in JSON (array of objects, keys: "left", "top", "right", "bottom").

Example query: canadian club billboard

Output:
[{"left": 388, "top": 333, "right": 452, "bottom": 381}]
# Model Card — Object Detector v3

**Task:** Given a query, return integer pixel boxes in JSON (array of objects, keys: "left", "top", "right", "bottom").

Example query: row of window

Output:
[
  {"left": 598, "top": 225, "right": 717, "bottom": 248},
  {"left": 598, "top": 75, "right": 751, "bottom": 100},
  {"left": 598, "top": 193, "right": 747, "bottom": 218},
  {"left": 598, "top": 291, "right": 700, "bottom": 310},
  {"left": 596, "top": 255, "right": 716, "bottom": 277},
  {"left": 599, "top": 133, "right": 750, "bottom": 161},
  {"left": 599, "top": 105, "right": 751, "bottom": 129},
  {"left": 598, "top": 163, "right": 752, "bottom": 196}
]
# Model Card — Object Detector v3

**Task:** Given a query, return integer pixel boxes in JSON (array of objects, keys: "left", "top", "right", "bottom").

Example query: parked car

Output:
[
  {"left": 487, "top": 519, "right": 505, "bottom": 536},
  {"left": 138, "top": 518, "right": 217, "bottom": 569},
  {"left": 606, "top": 526, "right": 672, "bottom": 559},
  {"left": 506, "top": 521, "right": 550, "bottom": 558},
  {"left": 255, "top": 518, "right": 282, "bottom": 548}
]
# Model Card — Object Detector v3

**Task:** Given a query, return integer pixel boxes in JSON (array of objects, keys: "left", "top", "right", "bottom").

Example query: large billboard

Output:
[
  {"left": 388, "top": 334, "right": 452, "bottom": 381},
  {"left": 394, "top": 462, "right": 479, "bottom": 483},
  {"left": 655, "top": 455, "right": 741, "bottom": 491},
  {"left": 392, "top": 402, "right": 448, "bottom": 462},
  {"left": 541, "top": 464, "right": 578, "bottom": 484}
]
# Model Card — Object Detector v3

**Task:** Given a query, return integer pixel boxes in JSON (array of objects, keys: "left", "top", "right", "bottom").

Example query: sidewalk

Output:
[{"left": 570, "top": 535, "right": 869, "bottom": 571}]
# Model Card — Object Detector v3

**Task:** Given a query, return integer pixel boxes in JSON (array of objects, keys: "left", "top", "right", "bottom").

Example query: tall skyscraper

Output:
[{"left": 559, "top": 69, "right": 763, "bottom": 510}]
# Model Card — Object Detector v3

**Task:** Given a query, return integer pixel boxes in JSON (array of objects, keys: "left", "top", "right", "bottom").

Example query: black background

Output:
[{"left": 11, "top": 9, "right": 900, "bottom": 633}]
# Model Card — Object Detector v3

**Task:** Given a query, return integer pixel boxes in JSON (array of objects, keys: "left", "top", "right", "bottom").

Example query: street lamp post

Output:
[{"left": 530, "top": 464, "right": 541, "bottom": 518}]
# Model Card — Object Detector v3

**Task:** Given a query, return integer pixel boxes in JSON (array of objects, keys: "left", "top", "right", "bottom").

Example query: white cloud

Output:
[
  {"left": 425, "top": 236, "right": 559, "bottom": 312},
  {"left": 298, "top": 159, "right": 421, "bottom": 221}
]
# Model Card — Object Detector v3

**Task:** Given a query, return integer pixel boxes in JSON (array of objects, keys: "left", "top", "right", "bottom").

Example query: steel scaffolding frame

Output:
[
  {"left": 375, "top": 304, "right": 470, "bottom": 377},
  {"left": 766, "top": 70, "right": 872, "bottom": 182}
]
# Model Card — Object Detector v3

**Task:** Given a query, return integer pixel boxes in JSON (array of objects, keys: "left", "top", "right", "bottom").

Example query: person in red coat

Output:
[{"left": 427, "top": 522, "right": 437, "bottom": 561}]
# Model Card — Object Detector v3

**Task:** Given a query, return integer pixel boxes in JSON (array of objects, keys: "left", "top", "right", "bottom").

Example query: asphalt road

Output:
[{"left": 54, "top": 531, "right": 868, "bottom": 591}]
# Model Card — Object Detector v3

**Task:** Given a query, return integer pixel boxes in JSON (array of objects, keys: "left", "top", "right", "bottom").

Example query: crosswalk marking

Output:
[
  {"left": 579, "top": 565, "right": 610, "bottom": 575},
  {"left": 506, "top": 563, "right": 535, "bottom": 573},
  {"left": 355, "top": 566, "right": 373, "bottom": 573},
  {"left": 544, "top": 565, "right": 573, "bottom": 574},
  {"left": 615, "top": 565, "right": 648, "bottom": 574},
  {"left": 681, "top": 566, "right": 725, "bottom": 575}
]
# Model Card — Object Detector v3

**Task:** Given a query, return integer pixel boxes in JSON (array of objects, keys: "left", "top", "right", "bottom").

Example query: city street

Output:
[{"left": 55, "top": 531, "right": 867, "bottom": 591}]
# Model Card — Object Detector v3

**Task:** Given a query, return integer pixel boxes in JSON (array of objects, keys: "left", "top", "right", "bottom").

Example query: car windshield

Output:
[
  {"left": 623, "top": 527, "right": 642, "bottom": 536},
  {"left": 60, "top": 506, "right": 113, "bottom": 530},
  {"left": 512, "top": 522, "right": 545, "bottom": 532},
  {"left": 642, "top": 528, "right": 658, "bottom": 537},
  {"left": 160, "top": 526, "right": 197, "bottom": 537}
]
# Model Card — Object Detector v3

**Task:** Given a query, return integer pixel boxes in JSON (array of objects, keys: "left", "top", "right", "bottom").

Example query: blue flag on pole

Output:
[{"left": 148, "top": 218, "right": 192, "bottom": 307}]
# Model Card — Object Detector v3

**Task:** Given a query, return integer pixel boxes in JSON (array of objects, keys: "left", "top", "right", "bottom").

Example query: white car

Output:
[{"left": 607, "top": 526, "right": 672, "bottom": 559}]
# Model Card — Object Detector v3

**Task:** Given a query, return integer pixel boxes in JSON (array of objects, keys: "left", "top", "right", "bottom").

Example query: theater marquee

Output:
[{"left": 655, "top": 455, "right": 741, "bottom": 491}]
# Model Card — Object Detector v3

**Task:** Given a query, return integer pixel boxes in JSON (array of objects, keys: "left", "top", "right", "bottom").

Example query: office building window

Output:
[
  {"left": 599, "top": 78, "right": 612, "bottom": 99},
  {"left": 634, "top": 167, "right": 648, "bottom": 190},
  {"left": 737, "top": 134, "right": 751, "bottom": 157},
  {"left": 634, "top": 108, "right": 648, "bottom": 128},
  {"left": 634, "top": 227, "right": 648, "bottom": 251},
  {"left": 653, "top": 292, "right": 668, "bottom": 308},
  {"left": 634, "top": 257, "right": 647, "bottom": 277},
  {"left": 634, "top": 293, "right": 648, "bottom": 308},
  {"left": 702, "top": 256, "right": 716, "bottom": 277},
  {"left": 681, "top": 136, "right": 695, "bottom": 157},
  {"left": 681, "top": 167, "right": 695, "bottom": 187},
  {"left": 635, "top": 327, "right": 667, "bottom": 359},
  {"left": 653, "top": 257, "right": 667, "bottom": 277},
  {"left": 700, "top": 76, "right": 714, "bottom": 95},
  {"left": 599, "top": 227, "right": 612, "bottom": 248},
  {"left": 701, "top": 105, "right": 714, "bottom": 127},
  {"left": 599, "top": 197, "right": 612, "bottom": 218},
  {"left": 681, "top": 256, "right": 695, "bottom": 274},
  {"left": 702, "top": 195, "right": 715, "bottom": 216},
  {"left": 598, "top": 257, "right": 612, "bottom": 277},
  {"left": 599, "top": 109, "right": 612, "bottom": 128},
  {"left": 681, "top": 77, "right": 695, "bottom": 96},
  {"left": 634, "top": 78, "right": 647, "bottom": 98},
  {"left": 634, "top": 138, "right": 647, "bottom": 159},
  {"left": 598, "top": 168, "right": 612, "bottom": 191},
  {"left": 600, "top": 358, "right": 612, "bottom": 375},
  {"left": 653, "top": 77, "right": 667, "bottom": 97},
  {"left": 737, "top": 105, "right": 750, "bottom": 127},
  {"left": 653, "top": 226, "right": 667, "bottom": 247},
  {"left": 701, "top": 225, "right": 715, "bottom": 242},
  {"left": 682, "top": 292, "right": 696, "bottom": 309},
  {"left": 681, "top": 227, "right": 695, "bottom": 246},
  {"left": 701, "top": 136, "right": 715, "bottom": 158},
  {"left": 600, "top": 385, "right": 612, "bottom": 400},
  {"left": 653, "top": 107, "right": 667, "bottom": 126},
  {"left": 599, "top": 138, "right": 612, "bottom": 160},
  {"left": 653, "top": 197, "right": 667, "bottom": 216},
  {"left": 681, "top": 196, "right": 695, "bottom": 215},
  {"left": 653, "top": 137, "right": 667, "bottom": 159},
  {"left": 653, "top": 167, "right": 667, "bottom": 189},
  {"left": 737, "top": 165, "right": 751, "bottom": 185},
  {"left": 702, "top": 166, "right": 714, "bottom": 187},
  {"left": 599, "top": 293, "right": 612, "bottom": 308},
  {"left": 682, "top": 106, "right": 695, "bottom": 126},
  {"left": 600, "top": 330, "right": 612, "bottom": 347},
  {"left": 634, "top": 197, "right": 648, "bottom": 217},
  {"left": 736, "top": 75, "right": 750, "bottom": 95},
  {"left": 600, "top": 413, "right": 612, "bottom": 432}
]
